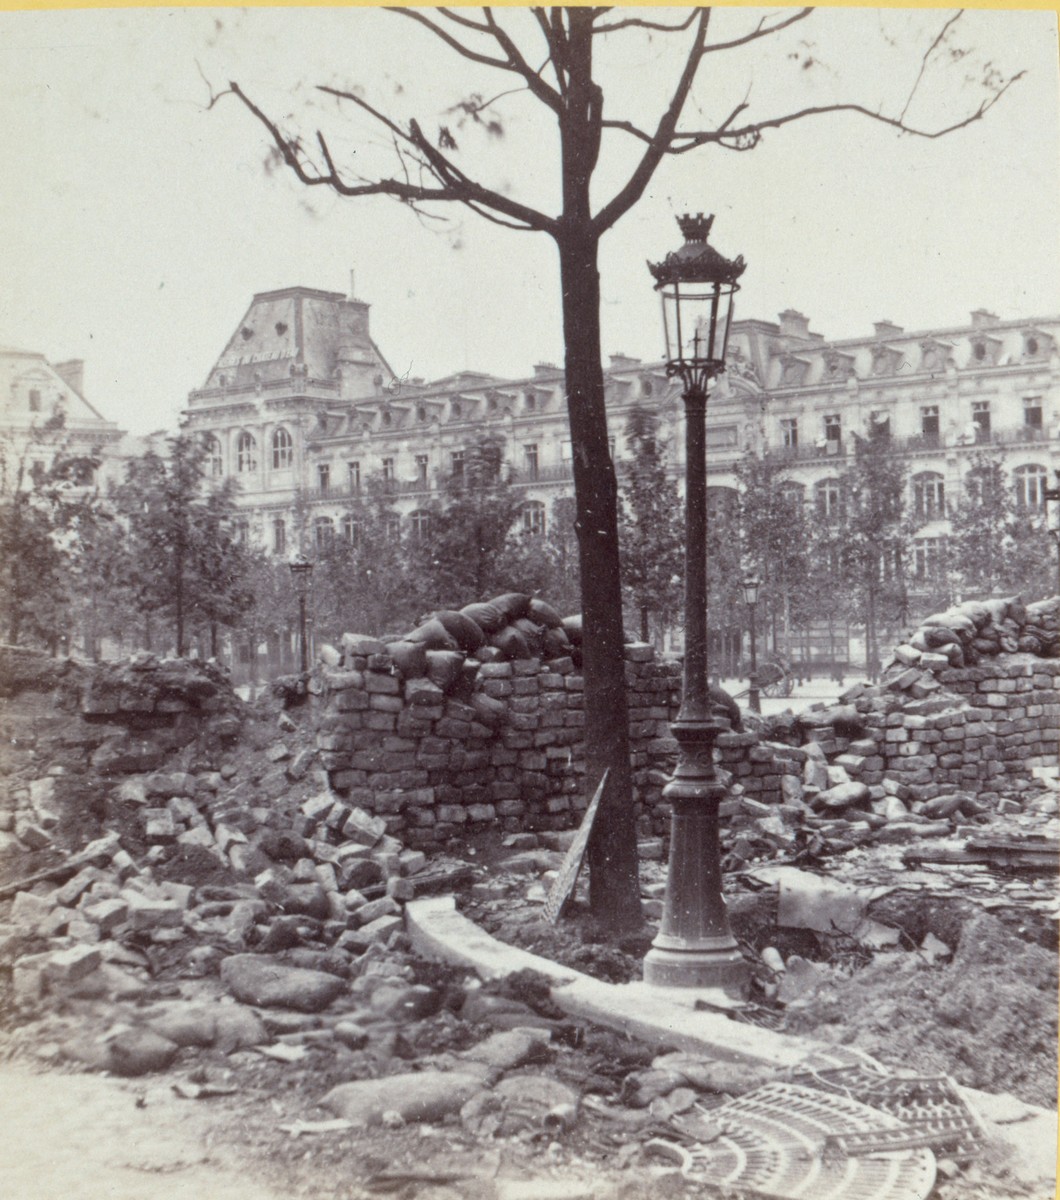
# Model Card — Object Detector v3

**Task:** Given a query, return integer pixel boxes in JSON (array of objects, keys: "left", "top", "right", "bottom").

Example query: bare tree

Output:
[{"left": 224, "top": 6, "right": 1021, "bottom": 932}]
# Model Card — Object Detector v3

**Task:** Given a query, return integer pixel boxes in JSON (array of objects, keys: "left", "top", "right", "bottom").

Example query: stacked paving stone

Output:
[{"left": 313, "top": 595, "right": 689, "bottom": 846}]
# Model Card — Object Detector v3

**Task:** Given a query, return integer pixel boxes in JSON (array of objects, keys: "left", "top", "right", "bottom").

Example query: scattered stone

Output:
[
  {"left": 220, "top": 954, "right": 345, "bottom": 1012},
  {"left": 106, "top": 1028, "right": 179, "bottom": 1076},
  {"left": 321, "top": 1071, "right": 484, "bottom": 1126}
]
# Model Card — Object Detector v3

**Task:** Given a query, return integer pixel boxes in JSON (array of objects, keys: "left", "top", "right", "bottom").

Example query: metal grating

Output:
[
  {"left": 652, "top": 1082, "right": 936, "bottom": 1200},
  {"left": 791, "top": 1062, "right": 985, "bottom": 1163}
]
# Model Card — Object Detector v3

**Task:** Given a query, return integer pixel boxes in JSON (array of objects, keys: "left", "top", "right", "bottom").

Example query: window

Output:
[
  {"left": 522, "top": 501, "right": 546, "bottom": 537},
  {"left": 868, "top": 411, "right": 890, "bottom": 440},
  {"left": 414, "top": 454, "right": 429, "bottom": 483},
  {"left": 1023, "top": 396, "right": 1043, "bottom": 429},
  {"left": 318, "top": 463, "right": 330, "bottom": 495},
  {"left": 781, "top": 418, "right": 798, "bottom": 448},
  {"left": 272, "top": 518, "right": 286, "bottom": 556},
  {"left": 815, "top": 478, "right": 843, "bottom": 519},
  {"left": 450, "top": 450, "right": 464, "bottom": 479},
  {"left": 779, "top": 482, "right": 805, "bottom": 511},
  {"left": 417, "top": 405, "right": 427, "bottom": 423},
  {"left": 823, "top": 414, "right": 842, "bottom": 445},
  {"left": 1014, "top": 464, "right": 1048, "bottom": 511},
  {"left": 28, "top": 389, "right": 41, "bottom": 413},
  {"left": 237, "top": 432, "right": 257, "bottom": 473},
  {"left": 451, "top": 400, "right": 462, "bottom": 419},
  {"left": 920, "top": 405, "right": 939, "bottom": 438},
  {"left": 972, "top": 401, "right": 991, "bottom": 440},
  {"left": 313, "top": 517, "right": 334, "bottom": 549},
  {"left": 205, "top": 436, "right": 223, "bottom": 477},
  {"left": 706, "top": 487, "right": 738, "bottom": 523},
  {"left": 912, "top": 472, "right": 946, "bottom": 521},
  {"left": 914, "top": 537, "right": 946, "bottom": 581},
  {"left": 382, "top": 457, "right": 395, "bottom": 483},
  {"left": 524, "top": 391, "right": 536, "bottom": 412},
  {"left": 524, "top": 443, "right": 539, "bottom": 480},
  {"left": 384, "top": 513, "right": 401, "bottom": 541},
  {"left": 965, "top": 465, "right": 997, "bottom": 504},
  {"left": 342, "top": 514, "right": 359, "bottom": 545},
  {"left": 271, "top": 427, "right": 293, "bottom": 470},
  {"left": 233, "top": 519, "right": 250, "bottom": 547},
  {"left": 409, "top": 510, "right": 432, "bottom": 541},
  {"left": 348, "top": 461, "right": 361, "bottom": 491},
  {"left": 560, "top": 440, "right": 572, "bottom": 462}
]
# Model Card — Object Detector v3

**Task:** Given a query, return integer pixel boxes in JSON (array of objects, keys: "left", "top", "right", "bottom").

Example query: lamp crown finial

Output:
[{"left": 678, "top": 212, "right": 714, "bottom": 243}]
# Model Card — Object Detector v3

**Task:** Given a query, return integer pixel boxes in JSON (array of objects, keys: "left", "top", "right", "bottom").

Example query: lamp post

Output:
[
  {"left": 742, "top": 574, "right": 762, "bottom": 714},
  {"left": 1044, "top": 470, "right": 1060, "bottom": 598},
  {"left": 643, "top": 213, "right": 750, "bottom": 995},
  {"left": 289, "top": 553, "right": 314, "bottom": 673}
]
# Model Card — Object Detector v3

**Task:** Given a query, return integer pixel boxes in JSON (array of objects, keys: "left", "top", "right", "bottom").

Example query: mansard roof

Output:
[{"left": 199, "top": 285, "right": 394, "bottom": 395}]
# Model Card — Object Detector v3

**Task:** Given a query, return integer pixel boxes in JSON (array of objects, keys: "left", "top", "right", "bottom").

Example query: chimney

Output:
[
  {"left": 54, "top": 359, "right": 84, "bottom": 396},
  {"left": 778, "top": 310, "right": 811, "bottom": 339},
  {"left": 970, "top": 309, "right": 999, "bottom": 328},
  {"left": 533, "top": 362, "right": 560, "bottom": 378},
  {"left": 873, "top": 320, "right": 903, "bottom": 339}
]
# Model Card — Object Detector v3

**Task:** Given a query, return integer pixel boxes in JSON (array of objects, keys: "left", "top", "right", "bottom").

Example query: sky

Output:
[{"left": 1, "top": 5, "right": 1057, "bottom": 435}]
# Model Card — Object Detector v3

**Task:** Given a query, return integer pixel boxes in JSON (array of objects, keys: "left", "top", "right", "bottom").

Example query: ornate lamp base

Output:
[{"left": 643, "top": 717, "right": 751, "bottom": 999}]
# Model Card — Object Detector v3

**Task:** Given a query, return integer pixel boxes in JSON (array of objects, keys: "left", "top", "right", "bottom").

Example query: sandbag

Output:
[
  {"left": 386, "top": 640, "right": 428, "bottom": 678},
  {"left": 527, "top": 597, "right": 563, "bottom": 629},
  {"left": 460, "top": 601, "right": 507, "bottom": 634},
  {"left": 425, "top": 649, "right": 466, "bottom": 691},
  {"left": 491, "top": 625, "right": 531, "bottom": 660},
  {"left": 561, "top": 614, "right": 583, "bottom": 646},
  {"left": 491, "top": 592, "right": 532, "bottom": 621},
  {"left": 432, "top": 609, "right": 486, "bottom": 652},
  {"left": 406, "top": 619, "right": 460, "bottom": 651}
]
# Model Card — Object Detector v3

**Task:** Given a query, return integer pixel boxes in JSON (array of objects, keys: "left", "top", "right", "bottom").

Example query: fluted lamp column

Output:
[
  {"left": 289, "top": 552, "right": 314, "bottom": 674},
  {"left": 643, "top": 214, "right": 750, "bottom": 995}
]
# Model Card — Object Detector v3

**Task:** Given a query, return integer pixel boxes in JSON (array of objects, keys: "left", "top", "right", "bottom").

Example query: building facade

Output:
[
  {"left": 0, "top": 348, "right": 125, "bottom": 492},
  {"left": 184, "top": 285, "right": 1060, "bottom": 614}
]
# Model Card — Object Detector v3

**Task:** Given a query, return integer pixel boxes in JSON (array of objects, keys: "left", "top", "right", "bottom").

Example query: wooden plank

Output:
[{"left": 543, "top": 769, "right": 609, "bottom": 925}]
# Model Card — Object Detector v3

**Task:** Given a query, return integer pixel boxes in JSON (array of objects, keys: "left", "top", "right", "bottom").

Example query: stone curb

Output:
[{"left": 404, "top": 895, "right": 819, "bottom": 1070}]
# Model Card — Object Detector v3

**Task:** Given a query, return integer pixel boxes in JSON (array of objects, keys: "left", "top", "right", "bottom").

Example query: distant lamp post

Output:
[
  {"left": 742, "top": 574, "right": 762, "bottom": 714},
  {"left": 643, "top": 213, "right": 750, "bottom": 995},
  {"left": 289, "top": 553, "right": 314, "bottom": 673},
  {"left": 1044, "top": 470, "right": 1060, "bottom": 598}
]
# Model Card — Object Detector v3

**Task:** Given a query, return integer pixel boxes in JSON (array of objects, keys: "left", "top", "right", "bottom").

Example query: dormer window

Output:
[
  {"left": 382, "top": 410, "right": 392, "bottom": 426},
  {"left": 417, "top": 405, "right": 427, "bottom": 422},
  {"left": 524, "top": 392, "right": 536, "bottom": 412},
  {"left": 452, "top": 400, "right": 462, "bottom": 419},
  {"left": 641, "top": 377, "right": 654, "bottom": 397},
  {"left": 28, "top": 389, "right": 40, "bottom": 412},
  {"left": 973, "top": 341, "right": 987, "bottom": 361}
]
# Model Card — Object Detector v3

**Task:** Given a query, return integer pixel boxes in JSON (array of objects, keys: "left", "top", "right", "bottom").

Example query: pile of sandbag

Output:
[
  {"left": 363, "top": 593, "right": 583, "bottom": 685},
  {"left": 891, "top": 595, "right": 1059, "bottom": 670}
]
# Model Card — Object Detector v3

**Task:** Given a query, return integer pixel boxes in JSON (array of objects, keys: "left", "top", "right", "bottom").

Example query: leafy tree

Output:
[
  {"left": 949, "top": 452, "right": 1054, "bottom": 600},
  {"left": 409, "top": 435, "right": 523, "bottom": 608},
  {"left": 113, "top": 435, "right": 252, "bottom": 656},
  {"left": 0, "top": 412, "right": 106, "bottom": 650},
  {"left": 312, "top": 476, "right": 420, "bottom": 639},
  {"left": 226, "top": 6, "right": 1021, "bottom": 929},
  {"left": 836, "top": 434, "right": 912, "bottom": 679},
  {"left": 619, "top": 406, "right": 683, "bottom": 645},
  {"left": 736, "top": 454, "right": 811, "bottom": 660}
]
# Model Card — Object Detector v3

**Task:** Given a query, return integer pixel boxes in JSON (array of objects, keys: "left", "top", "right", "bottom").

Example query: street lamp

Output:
[
  {"left": 643, "top": 213, "right": 750, "bottom": 995},
  {"left": 742, "top": 574, "right": 762, "bottom": 715},
  {"left": 289, "top": 553, "right": 314, "bottom": 673},
  {"left": 1044, "top": 470, "right": 1060, "bottom": 598}
]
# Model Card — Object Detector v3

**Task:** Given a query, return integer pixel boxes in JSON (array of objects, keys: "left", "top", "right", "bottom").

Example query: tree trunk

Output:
[
  {"left": 640, "top": 605, "right": 650, "bottom": 643},
  {"left": 555, "top": 229, "right": 641, "bottom": 932}
]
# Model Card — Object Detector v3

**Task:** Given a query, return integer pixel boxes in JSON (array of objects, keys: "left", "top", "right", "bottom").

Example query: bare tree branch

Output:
[
  {"left": 386, "top": 7, "right": 513, "bottom": 73},
  {"left": 229, "top": 81, "right": 557, "bottom": 233},
  {"left": 668, "top": 76, "right": 1024, "bottom": 154},
  {"left": 592, "top": 9, "right": 712, "bottom": 234},
  {"left": 593, "top": 10, "right": 699, "bottom": 36},
  {"left": 701, "top": 7, "right": 815, "bottom": 55},
  {"left": 482, "top": 8, "right": 563, "bottom": 113},
  {"left": 899, "top": 10, "right": 963, "bottom": 123}
]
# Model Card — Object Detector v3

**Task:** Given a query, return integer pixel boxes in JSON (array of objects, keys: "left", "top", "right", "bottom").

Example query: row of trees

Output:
[{"left": 700, "top": 439, "right": 1057, "bottom": 679}]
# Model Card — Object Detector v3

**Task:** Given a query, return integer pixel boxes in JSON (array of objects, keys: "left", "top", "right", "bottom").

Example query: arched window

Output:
[
  {"left": 204, "top": 435, "right": 223, "bottom": 477},
  {"left": 342, "top": 514, "right": 360, "bottom": 545},
  {"left": 912, "top": 472, "right": 945, "bottom": 521},
  {"left": 1014, "top": 464, "right": 1048, "bottom": 511},
  {"left": 313, "top": 517, "right": 334, "bottom": 549},
  {"left": 272, "top": 518, "right": 286, "bottom": 555},
  {"left": 408, "top": 510, "right": 432, "bottom": 542},
  {"left": 815, "top": 478, "right": 843, "bottom": 519},
  {"left": 271, "top": 427, "right": 293, "bottom": 470},
  {"left": 237, "top": 432, "right": 257, "bottom": 473},
  {"left": 522, "top": 500, "right": 546, "bottom": 537}
]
